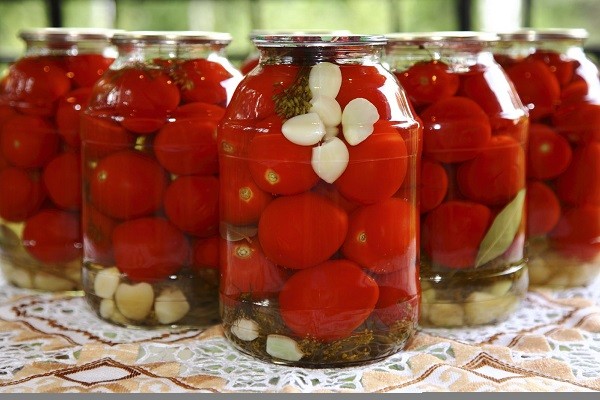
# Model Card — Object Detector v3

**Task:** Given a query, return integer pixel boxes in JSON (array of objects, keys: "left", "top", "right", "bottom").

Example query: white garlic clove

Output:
[
  {"left": 311, "top": 137, "right": 349, "bottom": 184},
  {"left": 324, "top": 126, "right": 339, "bottom": 141},
  {"left": 154, "top": 287, "right": 191, "bottom": 325},
  {"left": 9, "top": 268, "right": 33, "bottom": 289},
  {"left": 341, "top": 98, "right": 379, "bottom": 146},
  {"left": 486, "top": 280, "right": 513, "bottom": 297},
  {"left": 427, "top": 303, "right": 465, "bottom": 327},
  {"left": 281, "top": 113, "right": 326, "bottom": 146},
  {"left": 94, "top": 267, "right": 121, "bottom": 299},
  {"left": 464, "top": 292, "right": 517, "bottom": 325},
  {"left": 266, "top": 334, "right": 304, "bottom": 361},
  {"left": 99, "top": 298, "right": 116, "bottom": 319},
  {"left": 33, "top": 272, "right": 76, "bottom": 291},
  {"left": 230, "top": 318, "right": 260, "bottom": 341},
  {"left": 309, "top": 96, "right": 342, "bottom": 127},
  {"left": 309, "top": 62, "right": 342, "bottom": 98},
  {"left": 114, "top": 282, "right": 154, "bottom": 321}
]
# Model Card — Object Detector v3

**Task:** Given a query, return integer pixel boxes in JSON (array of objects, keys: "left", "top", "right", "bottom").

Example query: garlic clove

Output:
[
  {"left": 230, "top": 318, "right": 259, "bottom": 341},
  {"left": 9, "top": 267, "right": 33, "bottom": 289},
  {"left": 309, "top": 96, "right": 342, "bottom": 127},
  {"left": 154, "top": 287, "right": 191, "bottom": 325},
  {"left": 341, "top": 98, "right": 379, "bottom": 146},
  {"left": 309, "top": 62, "right": 342, "bottom": 98},
  {"left": 324, "top": 126, "right": 339, "bottom": 141},
  {"left": 94, "top": 267, "right": 121, "bottom": 299},
  {"left": 311, "top": 137, "right": 349, "bottom": 184},
  {"left": 464, "top": 292, "right": 517, "bottom": 325},
  {"left": 266, "top": 334, "right": 304, "bottom": 362},
  {"left": 99, "top": 298, "right": 115, "bottom": 319},
  {"left": 33, "top": 272, "right": 76, "bottom": 291},
  {"left": 281, "top": 113, "right": 326, "bottom": 146},
  {"left": 114, "top": 282, "right": 154, "bottom": 321},
  {"left": 427, "top": 303, "right": 465, "bottom": 327}
]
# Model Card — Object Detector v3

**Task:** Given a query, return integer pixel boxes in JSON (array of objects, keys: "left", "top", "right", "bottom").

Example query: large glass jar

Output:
[
  {"left": 218, "top": 33, "right": 422, "bottom": 367},
  {"left": 0, "top": 28, "right": 117, "bottom": 292},
  {"left": 81, "top": 31, "right": 242, "bottom": 328},
  {"left": 495, "top": 29, "right": 600, "bottom": 288},
  {"left": 385, "top": 32, "right": 529, "bottom": 327}
]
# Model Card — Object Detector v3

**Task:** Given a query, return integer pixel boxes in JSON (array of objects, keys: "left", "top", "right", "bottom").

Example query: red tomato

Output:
[
  {"left": 279, "top": 259, "right": 379, "bottom": 341},
  {"left": 55, "top": 87, "right": 92, "bottom": 148},
  {"left": 0, "top": 167, "right": 45, "bottom": 222},
  {"left": 65, "top": 54, "right": 114, "bottom": 88},
  {"left": 82, "top": 204, "right": 118, "bottom": 265},
  {"left": 172, "top": 102, "right": 226, "bottom": 122},
  {"left": 220, "top": 237, "right": 287, "bottom": 300},
  {"left": 372, "top": 267, "right": 419, "bottom": 327},
  {"left": 154, "top": 119, "right": 218, "bottom": 175},
  {"left": 420, "top": 159, "right": 448, "bottom": 213},
  {"left": 555, "top": 142, "right": 600, "bottom": 206},
  {"left": 552, "top": 102, "right": 600, "bottom": 144},
  {"left": 560, "top": 80, "right": 588, "bottom": 105},
  {"left": 191, "top": 235, "right": 220, "bottom": 271},
  {"left": 90, "top": 150, "right": 168, "bottom": 220},
  {"left": 0, "top": 105, "right": 17, "bottom": 126},
  {"left": 112, "top": 217, "right": 190, "bottom": 282},
  {"left": 396, "top": 61, "right": 459, "bottom": 107},
  {"left": 1, "top": 115, "right": 59, "bottom": 168},
  {"left": 342, "top": 198, "right": 416, "bottom": 274},
  {"left": 311, "top": 181, "right": 360, "bottom": 215},
  {"left": 335, "top": 121, "right": 408, "bottom": 204},
  {"left": 258, "top": 192, "right": 348, "bottom": 269},
  {"left": 457, "top": 135, "right": 525, "bottom": 206},
  {"left": 163, "top": 175, "right": 219, "bottom": 237},
  {"left": 527, "top": 50, "right": 575, "bottom": 87},
  {"left": 22, "top": 209, "right": 81, "bottom": 264},
  {"left": 43, "top": 152, "right": 82, "bottom": 211},
  {"left": 550, "top": 205, "right": 600, "bottom": 262},
  {"left": 422, "top": 200, "right": 492, "bottom": 269},
  {"left": 420, "top": 96, "right": 492, "bottom": 163},
  {"left": 527, "top": 123, "right": 572, "bottom": 180},
  {"left": 174, "top": 59, "right": 233, "bottom": 105},
  {"left": 336, "top": 65, "right": 390, "bottom": 119},
  {"left": 80, "top": 114, "right": 135, "bottom": 158},
  {"left": 526, "top": 180, "right": 561, "bottom": 238}
]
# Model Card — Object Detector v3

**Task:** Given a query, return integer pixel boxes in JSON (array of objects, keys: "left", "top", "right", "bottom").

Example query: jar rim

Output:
[
  {"left": 496, "top": 28, "right": 589, "bottom": 41},
  {"left": 385, "top": 31, "right": 500, "bottom": 44},
  {"left": 19, "top": 27, "right": 121, "bottom": 42},
  {"left": 111, "top": 31, "right": 232, "bottom": 45},
  {"left": 252, "top": 34, "right": 387, "bottom": 47},
  {"left": 249, "top": 29, "right": 352, "bottom": 38}
]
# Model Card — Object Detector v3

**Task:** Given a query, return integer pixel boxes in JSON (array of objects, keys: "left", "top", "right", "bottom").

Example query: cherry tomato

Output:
[
  {"left": 527, "top": 123, "right": 572, "bottom": 180},
  {"left": 240, "top": 56, "right": 259, "bottom": 75},
  {"left": 220, "top": 237, "right": 287, "bottom": 300},
  {"left": 336, "top": 65, "right": 390, "bottom": 119},
  {"left": 43, "top": 152, "right": 82, "bottom": 211},
  {"left": 0, "top": 105, "right": 16, "bottom": 126},
  {"left": 1, "top": 115, "right": 59, "bottom": 168},
  {"left": 174, "top": 59, "right": 233, "bottom": 105},
  {"left": 335, "top": 121, "right": 408, "bottom": 204},
  {"left": 420, "top": 96, "right": 492, "bottom": 163},
  {"left": 55, "top": 87, "right": 92, "bottom": 148},
  {"left": 90, "top": 150, "right": 168, "bottom": 220},
  {"left": 372, "top": 267, "right": 419, "bottom": 327},
  {"left": 172, "top": 102, "right": 226, "bottom": 122},
  {"left": 0, "top": 167, "right": 45, "bottom": 222},
  {"left": 560, "top": 80, "right": 588, "bottom": 106},
  {"left": 422, "top": 200, "right": 492, "bottom": 269},
  {"left": 311, "top": 181, "right": 360, "bottom": 215},
  {"left": 163, "top": 175, "right": 219, "bottom": 237},
  {"left": 82, "top": 204, "right": 118, "bottom": 265},
  {"left": 80, "top": 114, "right": 135, "bottom": 159},
  {"left": 154, "top": 119, "right": 218, "bottom": 175},
  {"left": 527, "top": 50, "right": 575, "bottom": 87},
  {"left": 420, "top": 159, "right": 448, "bottom": 213},
  {"left": 191, "top": 235, "right": 220, "bottom": 271},
  {"left": 396, "top": 60, "right": 459, "bottom": 107},
  {"left": 279, "top": 259, "right": 379, "bottom": 341},
  {"left": 550, "top": 205, "right": 600, "bottom": 262},
  {"left": 65, "top": 54, "right": 114, "bottom": 88},
  {"left": 342, "top": 198, "right": 416, "bottom": 274},
  {"left": 552, "top": 102, "right": 600, "bottom": 144},
  {"left": 526, "top": 180, "right": 561, "bottom": 238},
  {"left": 555, "top": 142, "right": 600, "bottom": 206},
  {"left": 22, "top": 209, "right": 81, "bottom": 264},
  {"left": 258, "top": 192, "right": 348, "bottom": 269},
  {"left": 112, "top": 217, "right": 190, "bottom": 282},
  {"left": 457, "top": 135, "right": 525, "bottom": 206}
]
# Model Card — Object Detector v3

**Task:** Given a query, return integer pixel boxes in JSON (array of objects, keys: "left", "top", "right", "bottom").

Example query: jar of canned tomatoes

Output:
[
  {"left": 495, "top": 29, "right": 600, "bottom": 288},
  {"left": 0, "top": 28, "right": 117, "bottom": 292},
  {"left": 81, "top": 31, "right": 242, "bottom": 328},
  {"left": 385, "top": 32, "right": 529, "bottom": 327},
  {"left": 218, "top": 33, "right": 422, "bottom": 367}
]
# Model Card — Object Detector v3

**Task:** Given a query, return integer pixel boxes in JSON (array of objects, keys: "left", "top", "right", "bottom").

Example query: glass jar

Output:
[
  {"left": 81, "top": 31, "right": 242, "bottom": 328},
  {"left": 385, "top": 32, "right": 529, "bottom": 327},
  {"left": 218, "top": 33, "right": 422, "bottom": 367},
  {"left": 495, "top": 29, "right": 600, "bottom": 288},
  {"left": 0, "top": 28, "right": 117, "bottom": 292}
]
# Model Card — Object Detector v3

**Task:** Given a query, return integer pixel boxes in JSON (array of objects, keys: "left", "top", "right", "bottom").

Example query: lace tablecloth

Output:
[{"left": 1, "top": 273, "right": 599, "bottom": 393}]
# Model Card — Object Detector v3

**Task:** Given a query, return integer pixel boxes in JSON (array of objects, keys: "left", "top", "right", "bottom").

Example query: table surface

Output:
[{"left": 0, "top": 273, "right": 599, "bottom": 393}]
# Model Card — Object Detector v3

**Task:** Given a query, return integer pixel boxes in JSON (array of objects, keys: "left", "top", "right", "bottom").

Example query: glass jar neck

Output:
[
  {"left": 257, "top": 45, "right": 384, "bottom": 66},
  {"left": 114, "top": 41, "right": 228, "bottom": 63},
  {"left": 24, "top": 38, "right": 113, "bottom": 57},
  {"left": 386, "top": 42, "right": 496, "bottom": 72},
  {"left": 496, "top": 39, "right": 586, "bottom": 59}
]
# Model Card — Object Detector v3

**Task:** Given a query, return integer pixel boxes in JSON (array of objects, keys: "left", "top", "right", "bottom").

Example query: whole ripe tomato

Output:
[
  {"left": 112, "top": 217, "right": 190, "bottom": 282},
  {"left": 173, "top": 59, "right": 233, "bottom": 105},
  {"left": 0, "top": 167, "right": 45, "bottom": 222},
  {"left": 22, "top": 209, "right": 81, "bottom": 264},
  {"left": 191, "top": 235, "right": 219, "bottom": 271},
  {"left": 310, "top": 181, "right": 360, "bottom": 215},
  {"left": 43, "top": 152, "right": 82, "bottom": 211},
  {"left": 527, "top": 123, "right": 572, "bottom": 180},
  {"left": 56, "top": 87, "right": 92, "bottom": 148},
  {"left": 335, "top": 121, "right": 408, "bottom": 204},
  {"left": 82, "top": 204, "right": 118, "bottom": 265},
  {"left": 278, "top": 259, "right": 379, "bottom": 341},
  {"left": 457, "top": 135, "right": 525, "bottom": 206},
  {"left": 163, "top": 175, "right": 219, "bottom": 237},
  {"left": 220, "top": 237, "right": 287, "bottom": 300},
  {"left": 258, "top": 192, "right": 348, "bottom": 269},
  {"left": 419, "top": 159, "right": 448, "bottom": 213},
  {"left": 396, "top": 60, "right": 459, "bottom": 107},
  {"left": 336, "top": 64, "right": 390, "bottom": 119},
  {"left": 550, "top": 205, "right": 600, "bottom": 261},
  {"left": 552, "top": 102, "right": 600, "bottom": 144},
  {"left": 172, "top": 102, "right": 226, "bottom": 122},
  {"left": 555, "top": 142, "right": 600, "bottom": 206},
  {"left": 342, "top": 198, "right": 416, "bottom": 274},
  {"left": 65, "top": 54, "right": 114, "bottom": 88},
  {"left": 79, "top": 114, "right": 135, "bottom": 159},
  {"left": 154, "top": 119, "right": 218, "bottom": 175},
  {"left": 527, "top": 50, "right": 575, "bottom": 87},
  {"left": 419, "top": 96, "right": 492, "bottom": 163},
  {"left": 89, "top": 150, "right": 168, "bottom": 220},
  {"left": 422, "top": 200, "right": 492, "bottom": 269},
  {"left": 1, "top": 115, "right": 59, "bottom": 168},
  {"left": 372, "top": 267, "right": 419, "bottom": 327},
  {"left": 0, "top": 105, "right": 17, "bottom": 126},
  {"left": 526, "top": 180, "right": 561, "bottom": 238}
]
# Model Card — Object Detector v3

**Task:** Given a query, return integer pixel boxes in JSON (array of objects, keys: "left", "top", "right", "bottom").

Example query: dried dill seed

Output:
[{"left": 273, "top": 68, "right": 313, "bottom": 119}]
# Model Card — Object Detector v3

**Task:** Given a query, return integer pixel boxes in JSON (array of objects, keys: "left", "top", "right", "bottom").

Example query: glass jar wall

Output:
[
  {"left": 81, "top": 31, "right": 242, "bottom": 328},
  {"left": 0, "top": 28, "right": 117, "bottom": 292},
  {"left": 218, "top": 33, "right": 422, "bottom": 367},
  {"left": 385, "top": 32, "right": 529, "bottom": 327}
]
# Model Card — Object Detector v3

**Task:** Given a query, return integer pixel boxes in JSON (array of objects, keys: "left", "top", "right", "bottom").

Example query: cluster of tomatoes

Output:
[
  {"left": 496, "top": 49, "right": 600, "bottom": 262},
  {"left": 0, "top": 53, "right": 113, "bottom": 266},
  {"left": 218, "top": 63, "right": 421, "bottom": 341},
  {"left": 395, "top": 59, "right": 528, "bottom": 270}
]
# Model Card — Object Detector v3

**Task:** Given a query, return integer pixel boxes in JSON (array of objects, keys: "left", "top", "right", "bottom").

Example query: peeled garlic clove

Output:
[
  {"left": 231, "top": 318, "right": 259, "bottom": 341},
  {"left": 464, "top": 292, "right": 517, "bottom": 325},
  {"left": 311, "top": 137, "right": 349, "bottom": 184},
  {"left": 9, "top": 268, "right": 33, "bottom": 289},
  {"left": 154, "top": 287, "right": 191, "bottom": 325},
  {"left": 99, "top": 298, "right": 116, "bottom": 319},
  {"left": 33, "top": 272, "right": 76, "bottom": 291},
  {"left": 114, "top": 282, "right": 154, "bottom": 321},
  {"left": 309, "top": 62, "right": 342, "bottom": 98},
  {"left": 94, "top": 267, "right": 121, "bottom": 299},
  {"left": 282, "top": 113, "right": 326, "bottom": 146},
  {"left": 266, "top": 334, "right": 304, "bottom": 362},
  {"left": 342, "top": 98, "right": 379, "bottom": 146},
  {"left": 428, "top": 303, "right": 464, "bottom": 327},
  {"left": 324, "top": 126, "right": 339, "bottom": 141},
  {"left": 310, "top": 96, "right": 342, "bottom": 127}
]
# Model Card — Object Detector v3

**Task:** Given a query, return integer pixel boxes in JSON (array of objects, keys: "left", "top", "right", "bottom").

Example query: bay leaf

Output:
[{"left": 474, "top": 188, "right": 526, "bottom": 268}]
